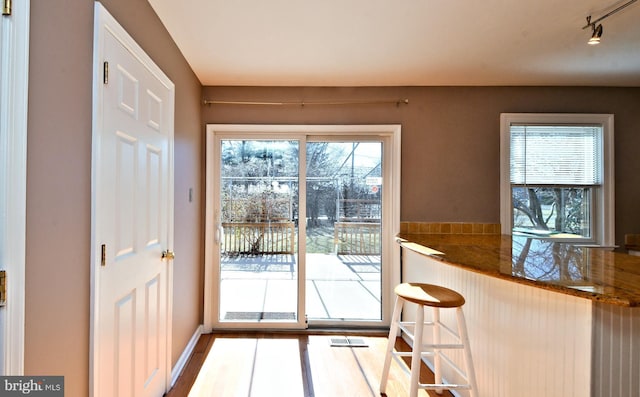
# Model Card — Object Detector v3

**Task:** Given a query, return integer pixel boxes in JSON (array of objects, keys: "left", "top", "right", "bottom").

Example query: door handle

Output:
[
  {"left": 214, "top": 210, "right": 223, "bottom": 245},
  {"left": 161, "top": 250, "right": 175, "bottom": 260},
  {"left": 215, "top": 223, "right": 225, "bottom": 245}
]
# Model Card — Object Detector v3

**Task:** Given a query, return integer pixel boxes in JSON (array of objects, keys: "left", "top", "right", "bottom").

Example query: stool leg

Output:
[
  {"left": 456, "top": 307, "right": 479, "bottom": 397},
  {"left": 432, "top": 307, "right": 443, "bottom": 394},
  {"left": 409, "top": 304, "right": 424, "bottom": 397},
  {"left": 380, "top": 295, "right": 403, "bottom": 394}
]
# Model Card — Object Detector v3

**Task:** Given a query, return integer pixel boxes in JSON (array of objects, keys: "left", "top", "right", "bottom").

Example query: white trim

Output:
[
  {"left": 204, "top": 124, "right": 401, "bottom": 331},
  {"left": 170, "top": 325, "right": 204, "bottom": 387},
  {"left": 91, "top": 3, "right": 175, "bottom": 395},
  {"left": 500, "top": 113, "right": 615, "bottom": 246},
  {"left": 203, "top": 133, "right": 215, "bottom": 333},
  {"left": 0, "top": 0, "right": 30, "bottom": 375}
]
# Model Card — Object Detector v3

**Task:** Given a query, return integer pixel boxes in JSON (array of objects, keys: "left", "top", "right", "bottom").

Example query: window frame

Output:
[{"left": 500, "top": 113, "right": 615, "bottom": 247}]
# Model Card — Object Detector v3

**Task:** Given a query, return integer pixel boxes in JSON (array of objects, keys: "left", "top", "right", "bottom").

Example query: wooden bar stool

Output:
[{"left": 380, "top": 283, "right": 478, "bottom": 397}]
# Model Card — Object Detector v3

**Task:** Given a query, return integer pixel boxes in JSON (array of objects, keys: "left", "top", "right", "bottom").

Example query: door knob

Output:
[{"left": 161, "top": 250, "right": 175, "bottom": 260}]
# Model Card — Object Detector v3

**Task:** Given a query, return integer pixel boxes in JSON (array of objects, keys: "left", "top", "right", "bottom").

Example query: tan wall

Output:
[
  {"left": 26, "top": 1, "right": 202, "bottom": 395},
  {"left": 202, "top": 86, "right": 640, "bottom": 249}
]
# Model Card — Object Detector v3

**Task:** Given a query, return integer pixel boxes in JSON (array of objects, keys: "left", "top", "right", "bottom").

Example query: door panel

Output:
[
  {"left": 145, "top": 146, "right": 162, "bottom": 245},
  {"left": 305, "top": 141, "right": 382, "bottom": 322},
  {"left": 115, "top": 292, "right": 136, "bottom": 396},
  {"left": 115, "top": 132, "right": 137, "bottom": 257},
  {"left": 215, "top": 139, "right": 302, "bottom": 328},
  {"left": 144, "top": 276, "right": 161, "bottom": 385},
  {"left": 93, "top": 5, "right": 174, "bottom": 396}
]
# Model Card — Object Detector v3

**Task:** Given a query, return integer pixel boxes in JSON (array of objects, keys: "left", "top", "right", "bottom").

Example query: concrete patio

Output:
[{"left": 219, "top": 253, "right": 382, "bottom": 322}]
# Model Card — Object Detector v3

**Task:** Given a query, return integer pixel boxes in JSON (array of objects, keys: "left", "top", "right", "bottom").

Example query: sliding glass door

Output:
[
  {"left": 305, "top": 141, "right": 382, "bottom": 322},
  {"left": 206, "top": 125, "right": 400, "bottom": 330}
]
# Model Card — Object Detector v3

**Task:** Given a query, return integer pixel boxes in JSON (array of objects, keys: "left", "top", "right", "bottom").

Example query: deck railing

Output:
[
  {"left": 221, "top": 221, "right": 380, "bottom": 256},
  {"left": 222, "top": 222, "right": 295, "bottom": 255},
  {"left": 334, "top": 222, "right": 381, "bottom": 255}
]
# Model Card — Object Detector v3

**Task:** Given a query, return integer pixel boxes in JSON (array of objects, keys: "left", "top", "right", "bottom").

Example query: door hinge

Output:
[
  {"left": 103, "top": 61, "right": 109, "bottom": 85},
  {"left": 0, "top": 270, "right": 6, "bottom": 307},
  {"left": 101, "top": 244, "right": 106, "bottom": 267},
  {"left": 2, "top": 0, "right": 11, "bottom": 16}
]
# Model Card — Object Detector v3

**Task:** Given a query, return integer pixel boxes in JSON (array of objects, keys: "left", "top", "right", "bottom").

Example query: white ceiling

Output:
[{"left": 147, "top": 0, "right": 640, "bottom": 86}]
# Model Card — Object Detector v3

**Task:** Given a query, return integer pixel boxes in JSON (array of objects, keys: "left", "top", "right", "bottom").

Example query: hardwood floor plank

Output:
[
  {"left": 251, "top": 338, "right": 306, "bottom": 396},
  {"left": 165, "top": 332, "right": 455, "bottom": 397},
  {"left": 166, "top": 334, "right": 215, "bottom": 397},
  {"left": 305, "top": 335, "right": 375, "bottom": 396},
  {"left": 190, "top": 337, "right": 257, "bottom": 396}
]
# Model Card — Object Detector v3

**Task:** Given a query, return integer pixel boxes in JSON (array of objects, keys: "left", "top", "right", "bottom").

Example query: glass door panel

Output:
[
  {"left": 305, "top": 142, "right": 382, "bottom": 322},
  {"left": 218, "top": 139, "right": 300, "bottom": 325}
]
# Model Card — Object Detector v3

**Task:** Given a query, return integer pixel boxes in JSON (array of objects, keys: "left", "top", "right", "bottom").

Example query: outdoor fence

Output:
[
  {"left": 221, "top": 221, "right": 380, "bottom": 256},
  {"left": 338, "top": 199, "right": 381, "bottom": 222},
  {"left": 334, "top": 222, "right": 381, "bottom": 255},
  {"left": 222, "top": 222, "right": 295, "bottom": 255}
]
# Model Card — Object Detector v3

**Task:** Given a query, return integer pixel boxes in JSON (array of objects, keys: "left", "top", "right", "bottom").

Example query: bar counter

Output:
[
  {"left": 397, "top": 233, "right": 640, "bottom": 306},
  {"left": 396, "top": 232, "right": 640, "bottom": 397}
]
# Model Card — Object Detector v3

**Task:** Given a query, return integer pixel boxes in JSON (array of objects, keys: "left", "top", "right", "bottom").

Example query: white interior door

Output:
[
  {"left": 92, "top": 4, "right": 175, "bottom": 397},
  {"left": 0, "top": 6, "right": 7, "bottom": 377},
  {"left": 0, "top": 0, "right": 30, "bottom": 375}
]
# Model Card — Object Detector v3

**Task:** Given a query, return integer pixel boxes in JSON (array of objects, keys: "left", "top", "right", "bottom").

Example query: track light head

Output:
[
  {"left": 582, "top": 0, "right": 637, "bottom": 45},
  {"left": 589, "top": 23, "right": 603, "bottom": 45}
]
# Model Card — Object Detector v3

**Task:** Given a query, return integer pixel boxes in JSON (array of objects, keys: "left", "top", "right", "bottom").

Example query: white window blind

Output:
[{"left": 510, "top": 125, "right": 602, "bottom": 185}]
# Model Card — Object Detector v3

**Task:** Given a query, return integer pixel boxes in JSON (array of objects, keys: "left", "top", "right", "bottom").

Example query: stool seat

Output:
[{"left": 394, "top": 283, "right": 465, "bottom": 308}]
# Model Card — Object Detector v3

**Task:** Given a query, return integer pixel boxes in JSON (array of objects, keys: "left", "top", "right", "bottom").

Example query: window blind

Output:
[{"left": 510, "top": 124, "right": 602, "bottom": 185}]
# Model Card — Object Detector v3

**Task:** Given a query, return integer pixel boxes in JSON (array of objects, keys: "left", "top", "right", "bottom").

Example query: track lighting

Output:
[
  {"left": 588, "top": 21, "right": 603, "bottom": 45},
  {"left": 582, "top": 0, "right": 637, "bottom": 45}
]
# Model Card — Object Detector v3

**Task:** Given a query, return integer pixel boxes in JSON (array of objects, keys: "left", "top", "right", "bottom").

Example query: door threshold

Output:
[{"left": 209, "top": 327, "right": 388, "bottom": 336}]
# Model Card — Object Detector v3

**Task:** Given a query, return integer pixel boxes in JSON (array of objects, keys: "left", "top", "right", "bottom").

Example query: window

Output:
[{"left": 500, "top": 114, "right": 614, "bottom": 246}]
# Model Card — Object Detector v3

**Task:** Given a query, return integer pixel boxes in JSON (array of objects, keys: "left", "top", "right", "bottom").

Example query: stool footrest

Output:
[
  {"left": 388, "top": 350, "right": 474, "bottom": 393},
  {"left": 421, "top": 343, "right": 465, "bottom": 349},
  {"left": 392, "top": 343, "right": 465, "bottom": 353},
  {"left": 391, "top": 347, "right": 471, "bottom": 381},
  {"left": 398, "top": 321, "right": 461, "bottom": 341}
]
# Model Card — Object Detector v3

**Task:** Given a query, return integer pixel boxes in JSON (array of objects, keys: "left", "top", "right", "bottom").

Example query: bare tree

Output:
[{"left": 513, "top": 187, "right": 586, "bottom": 235}]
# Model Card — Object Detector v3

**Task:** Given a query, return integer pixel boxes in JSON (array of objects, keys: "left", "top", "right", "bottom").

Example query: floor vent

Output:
[
  {"left": 224, "top": 311, "right": 296, "bottom": 320},
  {"left": 330, "top": 337, "right": 368, "bottom": 347}
]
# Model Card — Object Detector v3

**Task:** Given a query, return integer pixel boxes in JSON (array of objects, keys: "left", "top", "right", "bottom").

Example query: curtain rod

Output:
[{"left": 203, "top": 98, "right": 409, "bottom": 107}]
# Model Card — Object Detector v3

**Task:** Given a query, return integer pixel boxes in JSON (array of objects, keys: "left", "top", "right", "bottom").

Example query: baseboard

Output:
[{"left": 171, "top": 324, "right": 204, "bottom": 387}]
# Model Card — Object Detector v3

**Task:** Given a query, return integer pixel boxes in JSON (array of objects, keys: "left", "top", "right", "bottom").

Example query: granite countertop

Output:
[{"left": 397, "top": 233, "right": 640, "bottom": 307}]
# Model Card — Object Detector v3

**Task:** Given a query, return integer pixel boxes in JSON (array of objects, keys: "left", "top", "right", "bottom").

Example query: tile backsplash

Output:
[{"left": 401, "top": 222, "right": 501, "bottom": 235}]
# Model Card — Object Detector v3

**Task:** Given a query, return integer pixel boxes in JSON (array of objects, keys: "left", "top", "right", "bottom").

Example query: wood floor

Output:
[{"left": 165, "top": 332, "right": 455, "bottom": 397}]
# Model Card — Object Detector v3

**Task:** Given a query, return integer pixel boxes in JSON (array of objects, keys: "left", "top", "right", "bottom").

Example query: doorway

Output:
[{"left": 204, "top": 125, "right": 401, "bottom": 331}]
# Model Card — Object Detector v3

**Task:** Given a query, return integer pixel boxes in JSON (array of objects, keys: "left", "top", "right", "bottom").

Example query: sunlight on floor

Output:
[
  {"left": 185, "top": 335, "right": 434, "bottom": 397},
  {"left": 188, "top": 338, "right": 304, "bottom": 396}
]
